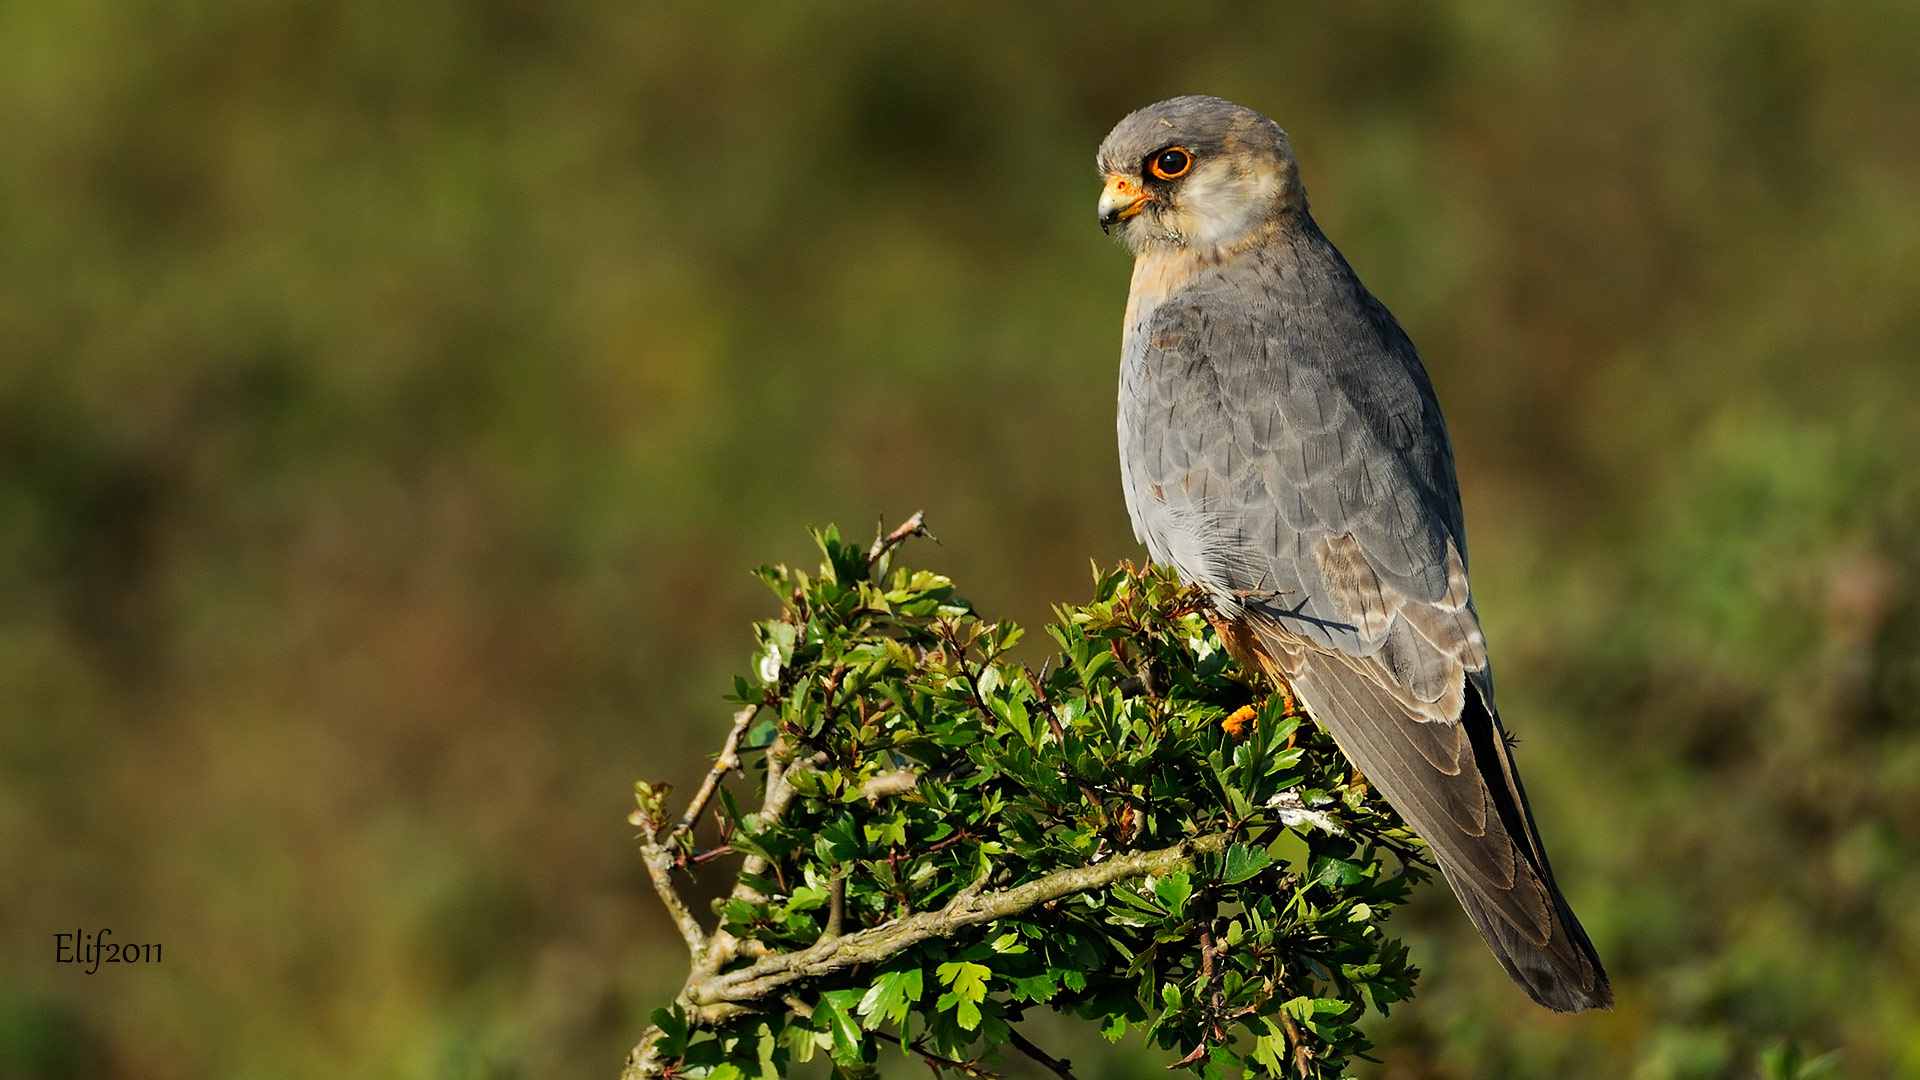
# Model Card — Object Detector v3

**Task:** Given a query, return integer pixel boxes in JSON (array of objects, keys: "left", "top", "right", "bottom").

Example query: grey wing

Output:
[
  {"left": 1120, "top": 262, "right": 1485, "bottom": 712},
  {"left": 1119, "top": 247, "right": 1610, "bottom": 1011}
]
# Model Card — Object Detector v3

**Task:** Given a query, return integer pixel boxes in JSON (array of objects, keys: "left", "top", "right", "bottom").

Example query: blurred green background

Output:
[{"left": 2, "top": 1, "right": 1917, "bottom": 1077}]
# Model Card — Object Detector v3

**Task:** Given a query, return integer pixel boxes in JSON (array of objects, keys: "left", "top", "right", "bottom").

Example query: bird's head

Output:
[{"left": 1096, "top": 95, "right": 1306, "bottom": 255}]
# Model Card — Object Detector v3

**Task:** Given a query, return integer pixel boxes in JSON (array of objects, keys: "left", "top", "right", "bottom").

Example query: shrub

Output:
[{"left": 624, "top": 517, "right": 1426, "bottom": 1080}]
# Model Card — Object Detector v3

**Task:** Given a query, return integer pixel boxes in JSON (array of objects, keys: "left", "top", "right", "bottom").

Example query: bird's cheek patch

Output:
[{"left": 1171, "top": 159, "right": 1286, "bottom": 251}]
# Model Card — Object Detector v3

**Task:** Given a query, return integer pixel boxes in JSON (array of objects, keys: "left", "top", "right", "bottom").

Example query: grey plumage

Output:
[{"left": 1099, "top": 95, "right": 1610, "bottom": 1012}]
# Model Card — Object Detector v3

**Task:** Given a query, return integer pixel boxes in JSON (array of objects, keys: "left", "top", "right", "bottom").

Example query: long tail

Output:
[{"left": 1269, "top": 646, "right": 1611, "bottom": 1011}]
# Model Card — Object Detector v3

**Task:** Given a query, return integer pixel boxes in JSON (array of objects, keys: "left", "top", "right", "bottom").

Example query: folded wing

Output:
[{"left": 1118, "top": 220, "right": 1610, "bottom": 1010}]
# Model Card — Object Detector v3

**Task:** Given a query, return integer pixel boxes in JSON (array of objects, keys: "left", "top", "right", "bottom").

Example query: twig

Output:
[
  {"left": 1278, "top": 1008, "right": 1314, "bottom": 1078},
  {"left": 937, "top": 621, "right": 1000, "bottom": 732},
  {"left": 1200, "top": 928, "right": 1216, "bottom": 987},
  {"left": 733, "top": 745, "right": 826, "bottom": 903},
  {"left": 669, "top": 705, "right": 760, "bottom": 846},
  {"left": 634, "top": 703, "right": 764, "bottom": 960},
  {"left": 640, "top": 841, "right": 707, "bottom": 957},
  {"left": 869, "top": 510, "right": 933, "bottom": 565},
  {"left": 824, "top": 872, "right": 846, "bottom": 940},
  {"left": 872, "top": 1030, "right": 1000, "bottom": 1078},
  {"left": 1005, "top": 1026, "right": 1079, "bottom": 1080},
  {"left": 1200, "top": 922, "right": 1226, "bottom": 1040},
  {"left": 1022, "top": 663, "right": 1070, "bottom": 744}
]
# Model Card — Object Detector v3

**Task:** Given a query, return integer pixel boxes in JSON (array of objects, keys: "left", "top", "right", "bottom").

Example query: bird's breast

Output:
[{"left": 1123, "top": 248, "right": 1205, "bottom": 335}]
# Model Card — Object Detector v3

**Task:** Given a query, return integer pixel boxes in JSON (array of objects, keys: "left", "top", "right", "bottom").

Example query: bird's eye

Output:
[{"left": 1149, "top": 147, "right": 1192, "bottom": 181}]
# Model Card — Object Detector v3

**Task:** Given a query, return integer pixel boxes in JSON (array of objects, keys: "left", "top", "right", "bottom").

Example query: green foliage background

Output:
[{"left": 0, "top": 1, "right": 1915, "bottom": 1077}]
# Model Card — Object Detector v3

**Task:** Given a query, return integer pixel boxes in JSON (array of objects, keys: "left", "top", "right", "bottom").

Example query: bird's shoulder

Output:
[{"left": 1126, "top": 218, "right": 1458, "bottom": 505}]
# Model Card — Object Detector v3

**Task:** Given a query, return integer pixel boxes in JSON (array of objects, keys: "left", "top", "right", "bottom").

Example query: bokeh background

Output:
[{"left": 3, "top": 2, "right": 1918, "bottom": 1077}]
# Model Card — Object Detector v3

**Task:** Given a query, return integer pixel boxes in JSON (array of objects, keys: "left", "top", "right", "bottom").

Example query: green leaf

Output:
[
  {"left": 649, "top": 1004, "right": 688, "bottom": 1057},
  {"left": 862, "top": 814, "right": 907, "bottom": 848},
  {"left": 997, "top": 697, "right": 1035, "bottom": 745},
  {"left": 856, "top": 969, "right": 924, "bottom": 1028},
  {"left": 989, "top": 931, "right": 1027, "bottom": 954},
  {"left": 1252, "top": 1018, "right": 1289, "bottom": 1075},
  {"left": 1220, "top": 842, "right": 1273, "bottom": 885},
  {"left": 782, "top": 1021, "right": 823, "bottom": 1065},
  {"left": 934, "top": 960, "right": 991, "bottom": 1031},
  {"left": 814, "top": 989, "right": 867, "bottom": 1066},
  {"left": 1007, "top": 971, "right": 1058, "bottom": 1002},
  {"left": 1309, "top": 852, "right": 1367, "bottom": 887},
  {"left": 1152, "top": 870, "right": 1193, "bottom": 916},
  {"left": 1280, "top": 995, "right": 1354, "bottom": 1040}
]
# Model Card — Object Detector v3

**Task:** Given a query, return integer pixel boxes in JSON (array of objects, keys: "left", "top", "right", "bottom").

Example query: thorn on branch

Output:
[
  {"left": 683, "top": 846, "right": 735, "bottom": 867},
  {"left": 868, "top": 510, "right": 935, "bottom": 567},
  {"left": 1005, "top": 1026, "right": 1080, "bottom": 1080}
]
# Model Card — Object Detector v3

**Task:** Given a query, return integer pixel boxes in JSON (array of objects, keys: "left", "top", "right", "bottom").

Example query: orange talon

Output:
[{"left": 1222, "top": 704, "right": 1258, "bottom": 740}]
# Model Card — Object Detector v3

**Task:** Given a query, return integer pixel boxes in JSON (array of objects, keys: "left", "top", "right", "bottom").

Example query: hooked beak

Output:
[{"left": 1098, "top": 176, "right": 1151, "bottom": 233}]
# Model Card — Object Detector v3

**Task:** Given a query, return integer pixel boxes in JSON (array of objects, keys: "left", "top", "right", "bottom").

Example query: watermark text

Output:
[{"left": 54, "top": 930, "right": 161, "bottom": 974}]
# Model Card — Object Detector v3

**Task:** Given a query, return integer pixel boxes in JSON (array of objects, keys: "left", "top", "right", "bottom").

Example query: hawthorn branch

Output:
[
  {"left": 633, "top": 702, "right": 766, "bottom": 961},
  {"left": 669, "top": 704, "right": 760, "bottom": 846},
  {"left": 694, "top": 833, "right": 1229, "bottom": 1009},
  {"left": 622, "top": 833, "right": 1229, "bottom": 1079},
  {"left": 624, "top": 736, "right": 823, "bottom": 1080},
  {"left": 732, "top": 742, "right": 824, "bottom": 904},
  {"left": 639, "top": 836, "right": 707, "bottom": 957}
]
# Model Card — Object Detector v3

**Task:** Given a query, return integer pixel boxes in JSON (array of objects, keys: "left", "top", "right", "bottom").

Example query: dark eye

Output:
[{"left": 1149, "top": 147, "right": 1192, "bottom": 181}]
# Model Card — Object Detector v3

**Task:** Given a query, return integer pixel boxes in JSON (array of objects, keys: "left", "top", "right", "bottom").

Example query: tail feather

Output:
[{"left": 1251, "top": 629, "right": 1611, "bottom": 1012}]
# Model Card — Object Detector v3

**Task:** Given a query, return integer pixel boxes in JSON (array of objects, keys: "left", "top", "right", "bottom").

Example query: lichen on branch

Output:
[{"left": 625, "top": 516, "right": 1427, "bottom": 1080}]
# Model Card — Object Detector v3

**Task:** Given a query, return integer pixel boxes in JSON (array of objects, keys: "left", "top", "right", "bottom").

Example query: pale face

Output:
[{"left": 1096, "top": 96, "right": 1306, "bottom": 256}]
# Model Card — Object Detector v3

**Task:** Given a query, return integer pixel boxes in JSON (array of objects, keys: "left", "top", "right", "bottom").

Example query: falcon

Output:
[{"left": 1097, "top": 95, "right": 1610, "bottom": 1011}]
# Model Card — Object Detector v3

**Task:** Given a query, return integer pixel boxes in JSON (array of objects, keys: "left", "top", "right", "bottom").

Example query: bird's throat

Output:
[{"left": 1123, "top": 248, "right": 1204, "bottom": 333}]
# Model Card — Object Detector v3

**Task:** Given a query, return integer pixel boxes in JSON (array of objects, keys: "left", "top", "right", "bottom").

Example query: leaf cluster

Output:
[{"left": 640, "top": 525, "right": 1430, "bottom": 1079}]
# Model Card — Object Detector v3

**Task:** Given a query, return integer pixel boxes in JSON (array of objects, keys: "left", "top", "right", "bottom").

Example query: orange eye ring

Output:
[{"left": 1149, "top": 147, "right": 1192, "bottom": 181}]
